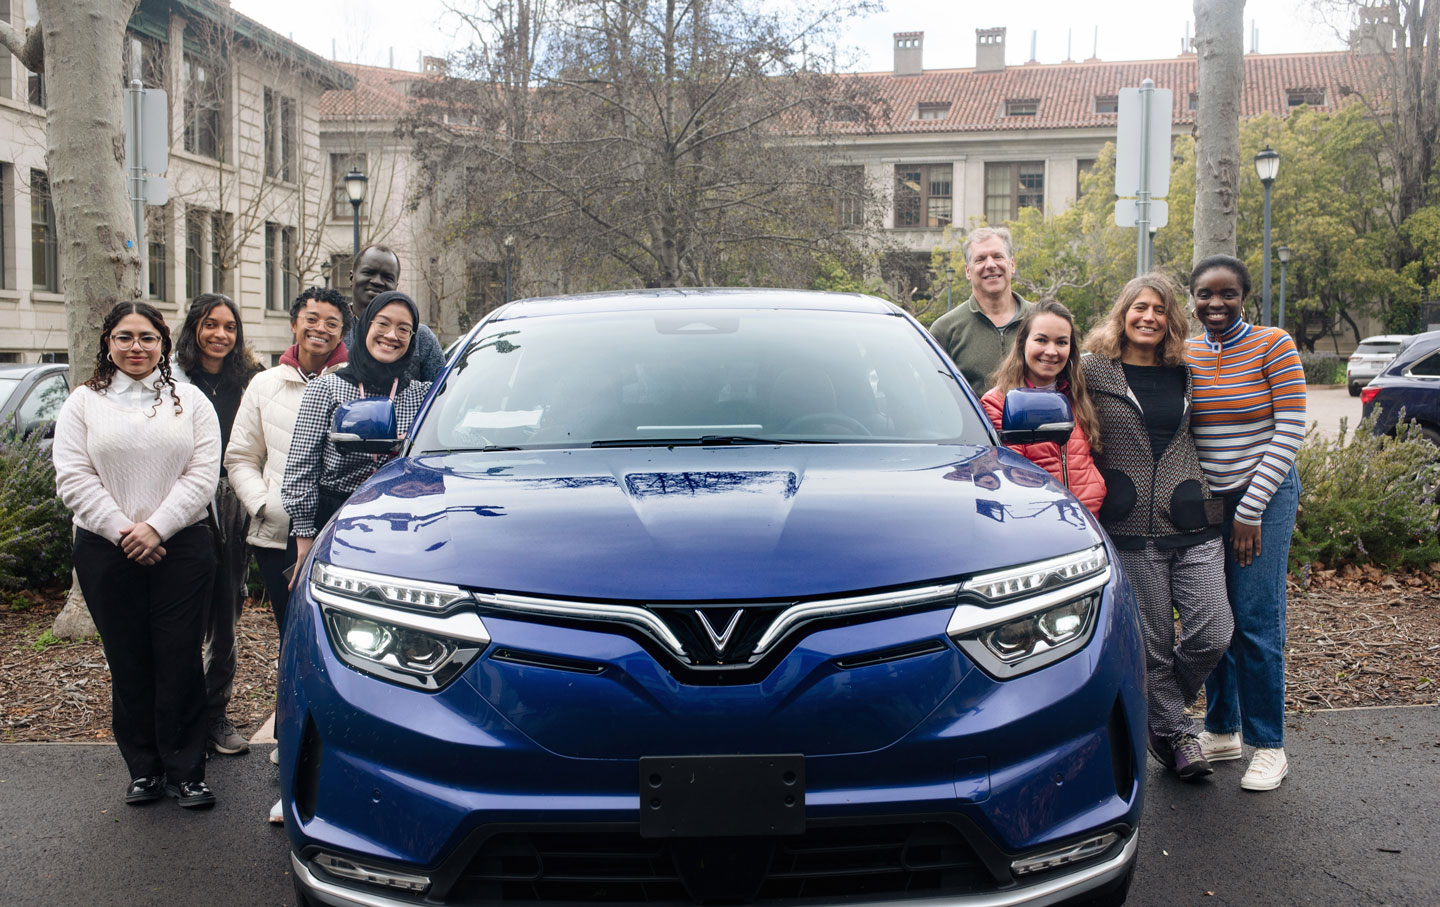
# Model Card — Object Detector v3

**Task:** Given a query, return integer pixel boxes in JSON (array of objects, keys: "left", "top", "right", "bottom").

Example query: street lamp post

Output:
[
  {"left": 1254, "top": 145, "right": 1280, "bottom": 326},
  {"left": 1276, "top": 244, "right": 1291, "bottom": 333},
  {"left": 503, "top": 234, "right": 515, "bottom": 304},
  {"left": 945, "top": 266, "right": 955, "bottom": 312},
  {"left": 344, "top": 167, "right": 368, "bottom": 263},
  {"left": 321, "top": 259, "right": 332, "bottom": 288}
]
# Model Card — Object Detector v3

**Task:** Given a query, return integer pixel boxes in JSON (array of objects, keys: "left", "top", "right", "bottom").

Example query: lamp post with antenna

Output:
[
  {"left": 1276, "top": 244, "right": 1291, "bottom": 332},
  {"left": 1254, "top": 145, "right": 1280, "bottom": 326},
  {"left": 344, "top": 167, "right": 368, "bottom": 263}
]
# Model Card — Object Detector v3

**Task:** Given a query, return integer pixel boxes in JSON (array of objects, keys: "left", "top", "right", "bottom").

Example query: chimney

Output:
[
  {"left": 976, "top": 28, "right": 1006, "bottom": 72},
  {"left": 1350, "top": 6, "right": 1395, "bottom": 54},
  {"left": 893, "top": 32, "right": 923, "bottom": 76},
  {"left": 423, "top": 56, "right": 447, "bottom": 75}
]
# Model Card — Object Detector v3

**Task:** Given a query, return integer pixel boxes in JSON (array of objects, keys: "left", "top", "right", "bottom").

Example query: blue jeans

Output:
[{"left": 1203, "top": 466, "right": 1300, "bottom": 749}]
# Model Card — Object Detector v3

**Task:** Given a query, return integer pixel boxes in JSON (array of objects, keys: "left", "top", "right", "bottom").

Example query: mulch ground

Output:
[{"left": 2, "top": 569, "right": 1438, "bottom": 743}]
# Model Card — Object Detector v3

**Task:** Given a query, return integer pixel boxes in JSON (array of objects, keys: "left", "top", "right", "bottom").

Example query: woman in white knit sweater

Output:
[{"left": 52, "top": 302, "right": 222, "bottom": 810}]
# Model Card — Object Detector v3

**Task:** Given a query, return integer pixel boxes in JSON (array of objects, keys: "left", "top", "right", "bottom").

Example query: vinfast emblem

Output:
[{"left": 694, "top": 609, "right": 744, "bottom": 655}]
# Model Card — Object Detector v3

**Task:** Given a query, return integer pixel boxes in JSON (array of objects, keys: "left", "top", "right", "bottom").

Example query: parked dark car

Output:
[
  {"left": 279, "top": 289, "right": 1145, "bottom": 907},
  {"left": 0, "top": 363, "right": 70, "bottom": 441},
  {"left": 1362, "top": 329, "right": 1440, "bottom": 445}
]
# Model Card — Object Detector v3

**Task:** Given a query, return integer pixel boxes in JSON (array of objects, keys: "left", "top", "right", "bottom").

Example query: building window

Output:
[
  {"left": 265, "top": 222, "right": 278, "bottom": 310},
  {"left": 329, "top": 251, "right": 352, "bottom": 293},
  {"left": 38, "top": 351, "right": 67, "bottom": 363},
  {"left": 331, "top": 152, "right": 367, "bottom": 219},
  {"left": 265, "top": 88, "right": 296, "bottom": 180},
  {"left": 833, "top": 165, "right": 864, "bottom": 228},
  {"left": 185, "top": 208, "right": 205, "bottom": 300},
  {"left": 0, "top": 352, "right": 19, "bottom": 363},
  {"left": 464, "top": 261, "right": 503, "bottom": 324},
  {"left": 30, "top": 169, "right": 56, "bottom": 291},
  {"left": 146, "top": 205, "right": 167, "bottom": 301},
  {"left": 914, "top": 102, "right": 951, "bottom": 121},
  {"left": 1094, "top": 95, "right": 1119, "bottom": 114},
  {"left": 893, "top": 164, "right": 952, "bottom": 229},
  {"left": 26, "top": 69, "right": 42, "bottom": 107},
  {"left": 282, "top": 225, "right": 296, "bottom": 305},
  {"left": 1286, "top": 87, "right": 1326, "bottom": 107},
  {"left": 984, "top": 161, "right": 1045, "bottom": 223},
  {"left": 1076, "top": 158, "right": 1097, "bottom": 198},
  {"left": 0, "top": 1, "right": 12, "bottom": 100},
  {"left": 123, "top": 32, "right": 165, "bottom": 89},
  {"left": 0, "top": 164, "right": 7, "bottom": 289},
  {"left": 184, "top": 54, "right": 224, "bottom": 160},
  {"left": 1187, "top": 91, "right": 1199, "bottom": 111},
  {"left": 1004, "top": 98, "right": 1038, "bottom": 117}
]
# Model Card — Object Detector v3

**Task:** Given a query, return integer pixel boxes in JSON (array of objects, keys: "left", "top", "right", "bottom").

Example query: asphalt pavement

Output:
[
  {"left": 2, "top": 705, "right": 1436, "bottom": 906},
  {"left": 1305, "top": 385, "right": 1366, "bottom": 441}
]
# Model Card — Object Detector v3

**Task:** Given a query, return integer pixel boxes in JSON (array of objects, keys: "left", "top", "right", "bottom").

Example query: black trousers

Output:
[
  {"left": 203, "top": 478, "right": 251, "bottom": 718},
  {"left": 75, "top": 524, "right": 216, "bottom": 783},
  {"left": 253, "top": 537, "right": 297, "bottom": 648}
]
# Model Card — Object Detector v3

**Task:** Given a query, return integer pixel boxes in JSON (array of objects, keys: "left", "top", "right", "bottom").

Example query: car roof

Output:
[
  {"left": 0, "top": 363, "right": 66, "bottom": 378},
  {"left": 487, "top": 287, "right": 903, "bottom": 320},
  {"left": 1357, "top": 334, "right": 1413, "bottom": 344}
]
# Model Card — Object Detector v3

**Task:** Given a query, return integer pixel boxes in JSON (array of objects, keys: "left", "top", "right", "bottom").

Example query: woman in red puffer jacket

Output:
[{"left": 979, "top": 300, "right": 1106, "bottom": 515}]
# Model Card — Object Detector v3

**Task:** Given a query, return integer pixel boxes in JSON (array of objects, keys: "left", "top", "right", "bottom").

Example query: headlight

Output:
[
  {"left": 948, "top": 546, "right": 1110, "bottom": 679},
  {"left": 311, "top": 562, "right": 490, "bottom": 690}
]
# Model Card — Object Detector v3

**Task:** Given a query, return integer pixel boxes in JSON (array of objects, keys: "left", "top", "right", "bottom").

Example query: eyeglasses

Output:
[
  {"left": 111, "top": 332, "right": 162, "bottom": 351},
  {"left": 299, "top": 314, "right": 344, "bottom": 332},
  {"left": 370, "top": 318, "right": 413, "bottom": 341}
]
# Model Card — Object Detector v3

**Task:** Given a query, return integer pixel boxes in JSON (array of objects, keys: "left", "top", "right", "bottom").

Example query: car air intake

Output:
[
  {"left": 294, "top": 714, "right": 324, "bottom": 822},
  {"left": 1108, "top": 697, "right": 1136, "bottom": 800}
]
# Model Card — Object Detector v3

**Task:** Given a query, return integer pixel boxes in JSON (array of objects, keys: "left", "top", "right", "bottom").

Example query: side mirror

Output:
[
  {"left": 330, "top": 397, "right": 402, "bottom": 456},
  {"left": 998, "top": 388, "right": 1074, "bottom": 447}
]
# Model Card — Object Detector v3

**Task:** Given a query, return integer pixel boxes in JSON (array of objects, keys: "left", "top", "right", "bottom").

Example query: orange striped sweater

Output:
[{"left": 1185, "top": 321, "right": 1306, "bottom": 526}]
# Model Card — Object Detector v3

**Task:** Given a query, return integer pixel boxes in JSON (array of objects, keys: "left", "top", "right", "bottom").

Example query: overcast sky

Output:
[{"left": 231, "top": 0, "right": 1350, "bottom": 74}]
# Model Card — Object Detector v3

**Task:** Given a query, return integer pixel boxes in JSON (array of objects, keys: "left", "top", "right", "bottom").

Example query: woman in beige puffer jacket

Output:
[{"left": 224, "top": 288, "right": 349, "bottom": 637}]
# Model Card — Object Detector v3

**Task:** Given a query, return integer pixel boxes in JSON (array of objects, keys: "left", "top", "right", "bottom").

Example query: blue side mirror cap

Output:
[
  {"left": 330, "top": 397, "right": 402, "bottom": 455},
  {"left": 998, "top": 388, "right": 1074, "bottom": 446}
]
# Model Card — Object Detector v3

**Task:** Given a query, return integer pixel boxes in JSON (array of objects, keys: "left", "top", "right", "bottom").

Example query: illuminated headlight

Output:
[
  {"left": 948, "top": 547, "right": 1111, "bottom": 679},
  {"left": 311, "top": 561, "right": 470, "bottom": 611},
  {"left": 312, "top": 851, "right": 431, "bottom": 893},
  {"left": 310, "top": 562, "right": 490, "bottom": 690},
  {"left": 1011, "top": 832, "right": 1119, "bottom": 876}
]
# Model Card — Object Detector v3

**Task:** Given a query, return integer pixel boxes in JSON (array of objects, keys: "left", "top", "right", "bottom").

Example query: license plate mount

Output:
[{"left": 639, "top": 754, "right": 805, "bottom": 838}]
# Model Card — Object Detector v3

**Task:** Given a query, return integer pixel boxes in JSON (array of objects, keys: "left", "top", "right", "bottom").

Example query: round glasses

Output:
[{"left": 111, "top": 332, "right": 163, "bottom": 351}]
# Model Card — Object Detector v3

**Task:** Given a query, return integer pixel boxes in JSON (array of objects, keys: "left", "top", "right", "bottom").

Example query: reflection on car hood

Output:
[{"left": 323, "top": 445, "right": 1103, "bottom": 601}]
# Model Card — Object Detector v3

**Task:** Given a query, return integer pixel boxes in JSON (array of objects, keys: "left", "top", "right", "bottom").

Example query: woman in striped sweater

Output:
[{"left": 1185, "top": 255, "right": 1307, "bottom": 792}]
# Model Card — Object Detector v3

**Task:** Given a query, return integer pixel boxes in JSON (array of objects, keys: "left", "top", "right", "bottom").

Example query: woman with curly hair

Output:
[
  {"left": 979, "top": 299, "right": 1106, "bottom": 515},
  {"left": 1083, "top": 273, "right": 1232, "bottom": 781},
  {"left": 52, "top": 301, "right": 222, "bottom": 809},
  {"left": 171, "top": 293, "right": 261, "bottom": 757}
]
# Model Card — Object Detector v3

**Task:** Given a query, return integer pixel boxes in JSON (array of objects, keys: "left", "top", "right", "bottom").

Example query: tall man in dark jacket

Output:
[
  {"left": 928, "top": 226, "right": 1034, "bottom": 395},
  {"left": 344, "top": 244, "right": 445, "bottom": 382}
]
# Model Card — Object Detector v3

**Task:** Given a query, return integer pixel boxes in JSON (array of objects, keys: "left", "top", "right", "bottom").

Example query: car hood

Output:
[{"left": 322, "top": 444, "right": 1103, "bottom": 601}]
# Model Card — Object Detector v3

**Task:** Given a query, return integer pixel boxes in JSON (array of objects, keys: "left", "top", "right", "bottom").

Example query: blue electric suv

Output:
[{"left": 280, "top": 289, "right": 1145, "bottom": 907}]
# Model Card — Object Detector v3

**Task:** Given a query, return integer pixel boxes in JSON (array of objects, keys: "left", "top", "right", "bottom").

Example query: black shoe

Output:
[
  {"left": 125, "top": 775, "right": 165, "bottom": 805},
  {"left": 165, "top": 780, "right": 217, "bottom": 809}
]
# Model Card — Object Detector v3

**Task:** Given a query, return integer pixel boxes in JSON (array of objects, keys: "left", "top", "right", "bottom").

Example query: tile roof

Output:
[
  {"left": 839, "top": 51, "right": 1382, "bottom": 134},
  {"left": 320, "top": 62, "right": 423, "bottom": 120}
]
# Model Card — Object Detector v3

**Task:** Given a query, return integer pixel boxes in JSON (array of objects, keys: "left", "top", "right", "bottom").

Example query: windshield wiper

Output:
[
  {"left": 590, "top": 435, "right": 817, "bottom": 448},
  {"left": 420, "top": 445, "right": 526, "bottom": 454}
]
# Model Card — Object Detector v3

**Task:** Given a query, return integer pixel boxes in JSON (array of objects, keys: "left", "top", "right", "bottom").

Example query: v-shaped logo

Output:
[{"left": 694, "top": 608, "right": 744, "bottom": 655}]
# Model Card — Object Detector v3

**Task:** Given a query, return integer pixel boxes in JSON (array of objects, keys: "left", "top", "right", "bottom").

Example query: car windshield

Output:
[
  {"left": 1355, "top": 342, "right": 1402, "bottom": 356},
  {"left": 0, "top": 377, "right": 19, "bottom": 411},
  {"left": 414, "top": 307, "right": 986, "bottom": 451}
]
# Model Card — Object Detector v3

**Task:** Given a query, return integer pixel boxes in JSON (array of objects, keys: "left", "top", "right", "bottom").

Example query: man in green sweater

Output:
[{"left": 928, "top": 226, "right": 1033, "bottom": 394}]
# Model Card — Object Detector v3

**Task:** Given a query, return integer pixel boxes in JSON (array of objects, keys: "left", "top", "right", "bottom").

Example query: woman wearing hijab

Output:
[{"left": 282, "top": 291, "right": 432, "bottom": 580}]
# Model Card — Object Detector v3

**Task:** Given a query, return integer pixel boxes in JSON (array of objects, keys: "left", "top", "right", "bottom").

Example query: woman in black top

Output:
[
  {"left": 1081, "top": 273, "right": 1233, "bottom": 781},
  {"left": 172, "top": 294, "right": 261, "bottom": 757}
]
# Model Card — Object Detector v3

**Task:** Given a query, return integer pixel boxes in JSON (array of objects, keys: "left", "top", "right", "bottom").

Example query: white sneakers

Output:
[
  {"left": 1240, "top": 748, "right": 1288, "bottom": 791},
  {"left": 1197, "top": 732, "right": 1288, "bottom": 790},
  {"left": 1197, "top": 730, "right": 1243, "bottom": 762}
]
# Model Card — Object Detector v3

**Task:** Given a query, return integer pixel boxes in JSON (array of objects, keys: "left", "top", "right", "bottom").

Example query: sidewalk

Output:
[{"left": 1, "top": 706, "right": 1437, "bottom": 907}]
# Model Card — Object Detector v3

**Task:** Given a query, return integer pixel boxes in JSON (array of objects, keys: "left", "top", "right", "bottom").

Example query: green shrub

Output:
[
  {"left": 1298, "top": 351, "right": 1346, "bottom": 385},
  {"left": 1292, "top": 415, "right": 1440, "bottom": 572},
  {"left": 0, "top": 428, "right": 72, "bottom": 591}
]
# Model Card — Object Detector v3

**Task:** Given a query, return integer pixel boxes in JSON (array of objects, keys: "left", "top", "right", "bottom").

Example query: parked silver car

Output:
[{"left": 1347, "top": 335, "right": 1413, "bottom": 396}]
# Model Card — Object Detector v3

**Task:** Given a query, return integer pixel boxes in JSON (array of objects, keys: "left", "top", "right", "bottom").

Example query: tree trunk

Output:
[
  {"left": 1192, "top": 0, "right": 1245, "bottom": 263},
  {"left": 5, "top": 0, "right": 144, "bottom": 636}
]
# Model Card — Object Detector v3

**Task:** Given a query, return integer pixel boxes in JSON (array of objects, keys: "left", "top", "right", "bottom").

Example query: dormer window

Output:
[
  {"left": 1005, "top": 98, "right": 1038, "bottom": 117},
  {"left": 1094, "top": 95, "right": 1119, "bottom": 114},
  {"left": 1286, "top": 87, "right": 1326, "bottom": 107},
  {"left": 1187, "top": 91, "right": 1199, "bottom": 111},
  {"left": 914, "top": 102, "right": 951, "bottom": 121}
]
